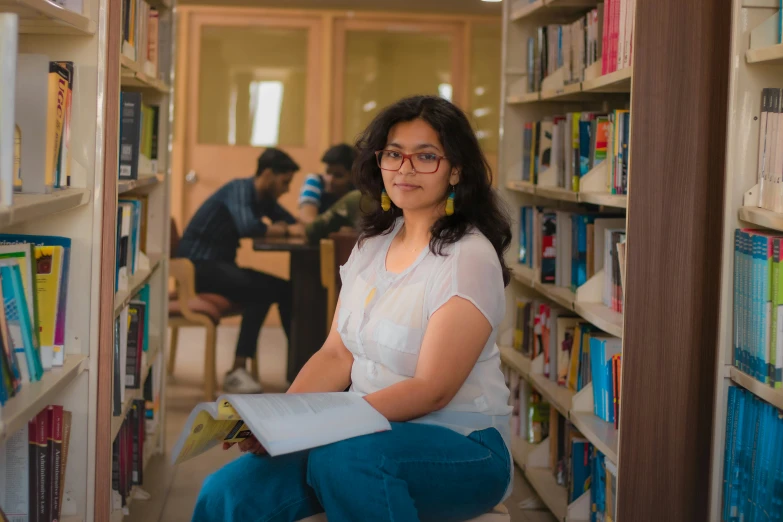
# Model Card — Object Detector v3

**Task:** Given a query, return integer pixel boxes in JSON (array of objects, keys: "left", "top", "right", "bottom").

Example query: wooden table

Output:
[{"left": 252, "top": 237, "right": 327, "bottom": 383}]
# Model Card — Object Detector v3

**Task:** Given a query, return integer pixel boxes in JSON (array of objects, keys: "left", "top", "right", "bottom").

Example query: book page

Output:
[{"left": 224, "top": 392, "right": 390, "bottom": 457}]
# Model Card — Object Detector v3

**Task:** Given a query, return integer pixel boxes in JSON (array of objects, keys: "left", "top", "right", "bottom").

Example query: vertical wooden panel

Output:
[
  {"left": 94, "top": 0, "right": 121, "bottom": 518},
  {"left": 618, "top": 0, "right": 731, "bottom": 520}
]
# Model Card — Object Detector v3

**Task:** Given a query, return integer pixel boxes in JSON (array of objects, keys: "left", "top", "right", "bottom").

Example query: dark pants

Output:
[{"left": 193, "top": 261, "right": 292, "bottom": 359}]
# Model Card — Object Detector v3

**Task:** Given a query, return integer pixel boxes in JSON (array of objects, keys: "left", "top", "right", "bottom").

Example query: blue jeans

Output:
[{"left": 192, "top": 422, "right": 511, "bottom": 522}]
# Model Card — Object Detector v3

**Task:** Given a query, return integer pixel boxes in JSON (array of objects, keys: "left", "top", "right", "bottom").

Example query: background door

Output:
[
  {"left": 175, "top": 10, "right": 324, "bottom": 286},
  {"left": 332, "top": 17, "right": 466, "bottom": 145}
]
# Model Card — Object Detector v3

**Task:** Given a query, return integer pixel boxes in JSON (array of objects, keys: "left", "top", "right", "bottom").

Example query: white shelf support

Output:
[
  {"left": 578, "top": 161, "right": 608, "bottom": 193},
  {"left": 575, "top": 269, "right": 604, "bottom": 303},
  {"left": 744, "top": 183, "right": 760, "bottom": 207},
  {"left": 526, "top": 435, "right": 551, "bottom": 468},
  {"left": 567, "top": 490, "right": 591, "bottom": 522}
]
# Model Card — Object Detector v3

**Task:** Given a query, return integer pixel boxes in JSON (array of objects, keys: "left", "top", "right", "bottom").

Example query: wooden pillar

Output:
[{"left": 619, "top": 0, "right": 732, "bottom": 520}]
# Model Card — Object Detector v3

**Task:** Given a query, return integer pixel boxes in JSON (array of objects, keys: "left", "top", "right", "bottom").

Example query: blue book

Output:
[
  {"left": 0, "top": 261, "right": 43, "bottom": 382},
  {"left": 734, "top": 230, "right": 741, "bottom": 368},
  {"left": 723, "top": 387, "right": 738, "bottom": 521}
]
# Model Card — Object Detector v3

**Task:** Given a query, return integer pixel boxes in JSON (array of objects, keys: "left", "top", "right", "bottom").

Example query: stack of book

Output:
[
  {"left": 113, "top": 284, "right": 152, "bottom": 416},
  {"left": 0, "top": 405, "right": 74, "bottom": 522},
  {"left": 505, "top": 369, "right": 551, "bottom": 444},
  {"left": 519, "top": 110, "right": 630, "bottom": 195},
  {"left": 115, "top": 194, "right": 148, "bottom": 292},
  {"left": 757, "top": 87, "right": 783, "bottom": 214},
  {"left": 518, "top": 208, "right": 626, "bottom": 304},
  {"left": 525, "top": 0, "right": 636, "bottom": 94},
  {"left": 119, "top": 91, "right": 160, "bottom": 181},
  {"left": 112, "top": 399, "right": 147, "bottom": 511},
  {"left": 721, "top": 387, "right": 783, "bottom": 522},
  {"left": 0, "top": 235, "right": 72, "bottom": 403},
  {"left": 14, "top": 57, "right": 76, "bottom": 193},
  {"left": 733, "top": 229, "right": 783, "bottom": 387}
]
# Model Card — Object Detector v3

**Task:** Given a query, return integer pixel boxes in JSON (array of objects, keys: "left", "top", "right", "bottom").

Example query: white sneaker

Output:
[{"left": 223, "top": 367, "right": 263, "bottom": 394}]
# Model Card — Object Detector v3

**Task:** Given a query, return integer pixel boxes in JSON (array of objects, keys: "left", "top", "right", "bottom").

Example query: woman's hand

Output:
[{"left": 222, "top": 436, "right": 267, "bottom": 456}]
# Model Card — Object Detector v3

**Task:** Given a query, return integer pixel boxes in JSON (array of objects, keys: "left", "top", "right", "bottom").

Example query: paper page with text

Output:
[{"left": 225, "top": 392, "right": 391, "bottom": 456}]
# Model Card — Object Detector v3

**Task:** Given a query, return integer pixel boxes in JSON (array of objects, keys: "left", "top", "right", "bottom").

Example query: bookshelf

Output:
[
  {"left": 709, "top": 0, "right": 783, "bottom": 518},
  {"left": 0, "top": 0, "right": 174, "bottom": 521},
  {"left": 499, "top": 0, "right": 632, "bottom": 519}
]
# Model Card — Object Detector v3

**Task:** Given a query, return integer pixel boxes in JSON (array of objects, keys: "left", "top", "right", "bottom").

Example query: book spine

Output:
[
  {"left": 48, "top": 405, "right": 63, "bottom": 522},
  {"left": 35, "top": 411, "right": 48, "bottom": 522}
]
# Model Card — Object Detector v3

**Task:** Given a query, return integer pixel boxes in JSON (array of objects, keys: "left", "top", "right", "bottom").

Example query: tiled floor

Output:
[{"left": 126, "top": 326, "right": 556, "bottom": 522}]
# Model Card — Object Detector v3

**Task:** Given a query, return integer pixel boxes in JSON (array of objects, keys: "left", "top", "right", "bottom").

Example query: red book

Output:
[
  {"left": 28, "top": 419, "right": 39, "bottom": 522},
  {"left": 35, "top": 411, "right": 49, "bottom": 522},
  {"left": 48, "top": 405, "right": 64, "bottom": 522},
  {"left": 601, "top": 0, "right": 616, "bottom": 74}
]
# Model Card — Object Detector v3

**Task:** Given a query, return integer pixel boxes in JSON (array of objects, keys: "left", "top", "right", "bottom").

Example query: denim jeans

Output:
[{"left": 191, "top": 422, "right": 511, "bottom": 522}]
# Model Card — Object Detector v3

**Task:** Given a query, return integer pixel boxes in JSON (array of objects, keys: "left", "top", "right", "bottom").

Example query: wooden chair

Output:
[
  {"left": 168, "top": 219, "right": 243, "bottom": 400},
  {"left": 297, "top": 504, "right": 510, "bottom": 522},
  {"left": 319, "top": 230, "right": 359, "bottom": 333}
]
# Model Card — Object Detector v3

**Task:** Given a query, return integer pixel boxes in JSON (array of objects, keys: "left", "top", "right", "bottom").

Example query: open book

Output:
[{"left": 171, "top": 392, "right": 391, "bottom": 465}]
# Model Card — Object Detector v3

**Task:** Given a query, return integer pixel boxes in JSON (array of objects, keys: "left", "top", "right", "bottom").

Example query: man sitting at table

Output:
[
  {"left": 176, "top": 148, "right": 299, "bottom": 394},
  {"left": 296, "top": 144, "right": 357, "bottom": 225}
]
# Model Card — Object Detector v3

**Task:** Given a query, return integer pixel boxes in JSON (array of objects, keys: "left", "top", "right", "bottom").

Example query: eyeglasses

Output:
[{"left": 375, "top": 150, "right": 446, "bottom": 174}]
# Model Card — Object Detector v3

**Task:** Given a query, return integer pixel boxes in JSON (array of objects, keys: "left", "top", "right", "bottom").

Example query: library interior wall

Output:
[{"left": 619, "top": 0, "right": 731, "bottom": 520}]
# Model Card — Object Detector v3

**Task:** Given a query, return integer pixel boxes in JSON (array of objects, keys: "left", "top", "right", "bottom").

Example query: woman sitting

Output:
[{"left": 192, "top": 95, "right": 514, "bottom": 522}]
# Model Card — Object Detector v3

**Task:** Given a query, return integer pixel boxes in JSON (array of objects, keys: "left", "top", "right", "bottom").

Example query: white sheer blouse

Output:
[{"left": 337, "top": 218, "right": 513, "bottom": 499}]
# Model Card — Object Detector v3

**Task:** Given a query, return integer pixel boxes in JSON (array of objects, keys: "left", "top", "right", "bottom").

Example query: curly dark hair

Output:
[{"left": 353, "top": 95, "right": 512, "bottom": 286}]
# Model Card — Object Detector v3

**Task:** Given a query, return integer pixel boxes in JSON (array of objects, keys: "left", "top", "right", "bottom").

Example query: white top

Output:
[{"left": 338, "top": 218, "right": 514, "bottom": 499}]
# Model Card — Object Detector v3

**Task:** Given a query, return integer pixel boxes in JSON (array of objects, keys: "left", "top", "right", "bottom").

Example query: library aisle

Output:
[{"left": 124, "top": 327, "right": 556, "bottom": 522}]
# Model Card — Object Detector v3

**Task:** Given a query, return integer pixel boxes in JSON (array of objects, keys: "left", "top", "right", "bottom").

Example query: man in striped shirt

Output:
[
  {"left": 176, "top": 148, "right": 299, "bottom": 394},
  {"left": 297, "top": 144, "right": 357, "bottom": 225}
]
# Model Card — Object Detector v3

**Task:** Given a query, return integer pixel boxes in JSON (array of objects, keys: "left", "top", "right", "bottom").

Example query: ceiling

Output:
[{"left": 179, "top": 0, "right": 503, "bottom": 15}]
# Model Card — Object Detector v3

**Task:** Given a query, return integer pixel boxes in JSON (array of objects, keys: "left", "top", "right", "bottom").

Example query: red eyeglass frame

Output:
[{"left": 374, "top": 150, "right": 446, "bottom": 174}]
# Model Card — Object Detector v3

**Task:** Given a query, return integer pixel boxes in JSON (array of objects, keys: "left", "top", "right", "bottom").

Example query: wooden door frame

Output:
[
  {"left": 330, "top": 16, "right": 467, "bottom": 143},
  {"left": 174, "top": 9, "right": 324, "bottom": 227}
]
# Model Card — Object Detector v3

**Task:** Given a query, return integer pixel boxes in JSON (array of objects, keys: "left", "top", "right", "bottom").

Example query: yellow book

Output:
[
  {"left": 34, "top": 245, "right": 63, "bottom": 358},
  {"left": 567, "top": 325, "right": 582, "bottom": 391},
  {"left": 46, "top": 63, "right": 69, "bottom": 190}
]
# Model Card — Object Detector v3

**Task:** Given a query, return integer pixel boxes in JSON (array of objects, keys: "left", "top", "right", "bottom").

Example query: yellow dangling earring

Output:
[
  {"left": 381, "top": 188, "right": 391, "bottom": 212},
  {"left": 445, "top": 186, "right": 456, "bottom": 216}
]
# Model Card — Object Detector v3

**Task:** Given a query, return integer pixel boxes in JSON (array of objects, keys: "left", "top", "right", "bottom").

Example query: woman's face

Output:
[{"left": 379, "top": 118, "right": 459, "bottom": 214}]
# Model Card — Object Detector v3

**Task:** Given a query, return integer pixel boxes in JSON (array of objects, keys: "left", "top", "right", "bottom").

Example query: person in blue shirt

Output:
[
  {"left": 297, "top": 144, "right": 357, "bottom": 225},
  {"left": 176, "top": 148, "right": 299, "bottom": 394}
]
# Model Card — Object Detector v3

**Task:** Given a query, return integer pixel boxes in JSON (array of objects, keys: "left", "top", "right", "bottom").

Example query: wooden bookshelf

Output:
[
  {"left": 525, "top": 467, "right": 568, "bottom": 521},
  {"left": 0, "top": 0, "right": 174, "bottom": 518},
  {"left": 507, "top": 92, "right": 541, "bottom": 104},
  {"left": 500, "top": 345, "right": 533, "bottom": 379},
  {"left": 114, "top": 255, "right": 163, "bottom": 314},
  {"left": 0, "top": 355, "right": 87, "bottom": 442},
  {"left": 582, "top": 66, "right": 633, "bottom": 93},
  {"left": 745, "top": 42, "right": 783, "bottom": 65},
  {"left": 529, "top": 372, "right": 575, "bottom": 417},
  {"left": 573, "top": 301, "right": 624, "bottom": 338},
  {"left": 510, "top": 436, "right": 536, "bottom": 470},
  {"left": 118, "top": 173, "right": 164, "bottom": 195},
  {"left": 505, "top": 179, "right": 628, "bottom": 208},
  {"left": 709, "top": 1, "right": 783, "bottom": 518},
  {"left": 499, "top": 0, "right": 630, "bottom": 518},
  {"left": 120, "top": 54, "right": 171, "bottom": 93},
  {"left": 536, "top": 185, "right": 579, "bottom": 202},
  {"left": 729, "top": 368, "right": 783, "bottom": 410},
  {"left": 737, "top": 205, "right": 783, "bottom": 232},
  {"left": 510, "top": 0, "right": 545, "bottom": 21},
  {"left": 570, "top": 411, "right": 619, "bottom": 464},
  {"left": 0, "top": 188, "right": 91, "bottom": 227},
  {"left": 578, "top": 191, "right": 627, "bottom": 208},
  {"left": 0, "top": 0, "right": 95, "bottom": 34}
]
